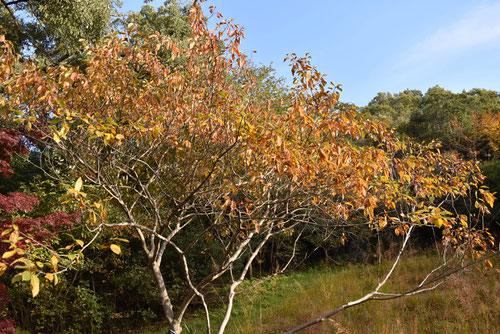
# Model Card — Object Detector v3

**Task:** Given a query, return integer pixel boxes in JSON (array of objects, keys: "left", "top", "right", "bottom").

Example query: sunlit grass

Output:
[{"left": 141, "top": 253, "right": 499, "bottom": 334}]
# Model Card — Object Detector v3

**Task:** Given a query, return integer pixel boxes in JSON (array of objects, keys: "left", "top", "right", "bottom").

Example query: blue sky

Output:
[{"left": 121, "top": 1, "right": 500, "bottom": 106}]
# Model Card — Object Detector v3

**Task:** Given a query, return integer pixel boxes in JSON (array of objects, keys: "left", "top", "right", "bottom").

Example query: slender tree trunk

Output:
[
  {"left": 150, "top": 262, "right": 180, "bottom": 333},
  {"left": 169, "top": 320, "right": 182, "bottom": 334}
]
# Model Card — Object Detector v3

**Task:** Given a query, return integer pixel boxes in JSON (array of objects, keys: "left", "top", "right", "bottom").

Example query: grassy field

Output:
[{"left": 142, "top": 253, "right": 499, "bottom": 334}]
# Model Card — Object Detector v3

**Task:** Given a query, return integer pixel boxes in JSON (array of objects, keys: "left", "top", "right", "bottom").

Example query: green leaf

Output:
[
  {"left": 22, "top": 270, "right": 31, "bottom": 281},
  {"left": 111, "top": 237, "right": 129, "bottom": 243},
  {"left": 11, "top": 273, "right": 22, "bottom": 284}
]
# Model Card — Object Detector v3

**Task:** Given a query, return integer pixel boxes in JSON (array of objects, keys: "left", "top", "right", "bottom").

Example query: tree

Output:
[
  {"left": 126, "top": 0, "right": 191, "bottom": 41},
  {"left": 364, "top": 87, "right": 500, "bottom": 150},
  {"left": 0, "top": 126, "right": 81, "bottom": 332},
  {"left": 364, "top": 86, "right": 500, "bottom": 250},
  {"left": 0, "top": 0, "right": 119, "bottom": 62},
  {"left": 403, "top": 87, "right": 500, "bottom": 151},
  {"left": 0, "top": 2, "right": 496, "bottom": 333},
  {"left": 362, "top": 89, "right": 422, "bottom": 132}
]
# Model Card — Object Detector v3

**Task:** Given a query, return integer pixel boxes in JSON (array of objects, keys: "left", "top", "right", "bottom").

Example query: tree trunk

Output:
[
  {"left": 169, "top": 320, "right": 182, "bottom": 334},
  {"left": 150, "top": 262, "right": 178, "bottom": 332}
]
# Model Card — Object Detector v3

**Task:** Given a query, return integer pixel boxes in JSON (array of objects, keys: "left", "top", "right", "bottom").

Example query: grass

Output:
[{"left": 140, "top": 253, "right": 499, "bottom": 334}]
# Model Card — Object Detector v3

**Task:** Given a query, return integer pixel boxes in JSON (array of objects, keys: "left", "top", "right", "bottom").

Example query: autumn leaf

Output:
[
  {"left": 434, "top": 218, "right": 445, "bottom": 229},
  {"left": 2, "top": 249, "right": 17, "bottom": 259},
  {"left": 318, "top": 148, "right": 329, "bottom": 162},
  {"left": 31, "top": 274, "right": 40, "bottom": 297},
  {"left": 9, "top": 229, "right": 19, "bottom": 242},
  {"left": 110, "top": 244, "right": 121, "bottom": 255},
  {"left": 378, "top": 217, "right": 388, "bottom": 231},
  {"left": 0, "top": 228, "right": 11, "bottom": 237},
  {"left": 480, "top": 189, "right": 495, "bottom": 208},
  {"left": 53, "top": 132, "right": 61, "bottom": 143},
  {"left": 74, "top": 177, "right": 83, "bottom": 193},
  {"left": 51, "top": 254, "right": 59, "bottom": 271}
]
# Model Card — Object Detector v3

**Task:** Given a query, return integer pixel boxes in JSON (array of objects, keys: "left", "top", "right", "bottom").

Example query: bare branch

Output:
[{"left": 283, "top": 225, "right": 414, "bottom": 334}]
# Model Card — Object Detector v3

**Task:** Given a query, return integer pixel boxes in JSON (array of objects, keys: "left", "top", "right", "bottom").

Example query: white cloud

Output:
[{"left": 401, "top": 3, "right": 500, "bottom": 66}]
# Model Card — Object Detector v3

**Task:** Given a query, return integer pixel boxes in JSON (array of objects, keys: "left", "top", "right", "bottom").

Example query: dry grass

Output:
[{"left": 143, "top": 253, "right": 499, "bottom": 334}]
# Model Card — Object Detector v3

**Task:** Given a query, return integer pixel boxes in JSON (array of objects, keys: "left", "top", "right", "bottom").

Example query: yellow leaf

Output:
[
  {"left": 53, "top": 132, "right": 61, "bottom": 143},
  {"left": 31, "top": 274, "right": 40, "bottom": 297},
  {"left": 479, "top": 189, "right": 495, "bottom": 208},
  {"left": 485, "top": 192, "right": 495, "bottom": 208},
  {"left": 51, "top": 254, "right": 59, "bottom": 271},
  {"left": 2, "top": 249, "right": 17, "bottom": 259},
  {"left": 9, "top": 230, "right": 19, "bottom": 242},
  {"left": 45, "top": 273, "right": 54, "bottom": 282},
  {"left": 0, "top": 263, "right": 7, "bottom": 277},
  {"left": 74, "top": 177, "right": 83, "bottom": 193},
  {"left": 110, "top": 244, "right": 121, "bottom": 255},
  {"left": 459, "top": 215, "right": 468, "bottom": 228}
]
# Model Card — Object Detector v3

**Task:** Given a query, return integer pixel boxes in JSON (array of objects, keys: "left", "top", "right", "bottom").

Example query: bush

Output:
[{"left": 8, "top": 281, "right": 102, "bottom": 333}]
